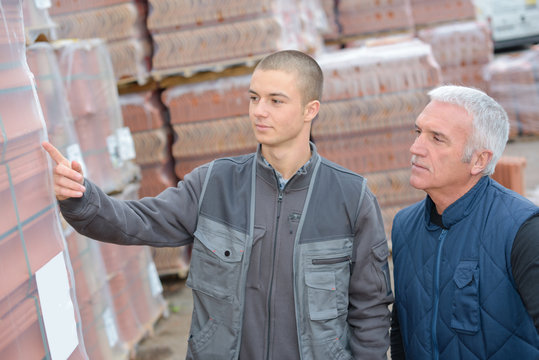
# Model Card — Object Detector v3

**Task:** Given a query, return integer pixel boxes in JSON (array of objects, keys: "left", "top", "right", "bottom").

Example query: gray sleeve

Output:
[
  {"left": 348, "top": 187, "right": 394, "bottom": 359},
  {"left": 59, "top": 164, "right": 209, "bottom": 247}
]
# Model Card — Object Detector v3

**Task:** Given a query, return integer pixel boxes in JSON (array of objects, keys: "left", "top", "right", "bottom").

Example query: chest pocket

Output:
[
  {"left": 451, "top": 260, "right": 480, "bottom": 334},
  {"left": 187, "top": 226, "right": 246, "bottom": 301}
]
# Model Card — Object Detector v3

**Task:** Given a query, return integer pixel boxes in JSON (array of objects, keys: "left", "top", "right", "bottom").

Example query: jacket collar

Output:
[
  {"left": 425, "top": 176, "right": 490, "bottom": 230},
  {"left": 256, "top": 142, "right": 320, "bottom": 191}
]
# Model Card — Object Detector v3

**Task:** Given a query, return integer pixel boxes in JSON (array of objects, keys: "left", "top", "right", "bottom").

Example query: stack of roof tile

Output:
[
  {"left": 100, "top": 183, "right": 167, "bottom": 353},
  {"left": 338, "top": 0, "right": 414, "bottom": 38},
  {"left": 120, "top": 90, "right": 177, "bottom": 198},
  {"left": 485, "top": 45, "right": 539, "bottom": 138},
  {"left": 148, "top": 0, "right": 324, "bottom": 79},
  {"left": 27, "top": 41, "right": 138, "bottom": 360},
  {"left": 120, "top": 90, "right": 193, "bottom": 277},
  {"left": 49, "top": 0, "right": 152, "bottom": 84},
  {"left": 162, "top": 75, "right": 255, "bottom": 179},
  {"left": 52, "top": 38, "right": 140, "bottom": 195},
  {"left": 410, "top": 0, "right": 476, "bottom": 28},
  {"left": 417, "top": 21, "right": 493, "bottom": 91},
  {"left": 314, "top": 39, "right": 442, "bottom": 239},
  {"left": 1, "top": 1, "right": 86, "bottom": 358}
]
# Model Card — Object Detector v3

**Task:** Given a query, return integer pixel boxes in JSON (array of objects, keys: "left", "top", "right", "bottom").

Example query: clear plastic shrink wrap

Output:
[
  {"left": 417, "top": 21, "right": 493, "bottom": 91},
  {"left": 162, "top": 75, "right": 256, "bottom": 179},
  {"left": 314, "top": 39, "right": 442, "bottom": 240},
  {"left": 26, "top": 41, "right": 130, "bottom": 360},
  {"left": 485, "top": 45, "right": 539, "bottom": 138},
  {"left": 119, "top": 90, "right": 178, "bottom": 198},
  {"left": 0, "top": 1, "right": 86, "bottom": 358},
  {"left": 409, "top": 0, "right": 476, "bottom": 28},
  {"left": 52, "top": 38, "right": 140, "bottom": 195},
  {"left": 49, "top": 0, "right": 151, "bottom": 85},
  {"left": 147, "top": 0, "right": 326, "bottom": 78}
]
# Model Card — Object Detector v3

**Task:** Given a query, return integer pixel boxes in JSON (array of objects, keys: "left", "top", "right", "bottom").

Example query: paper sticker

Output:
[{"left": 36, "top": 252, "right": 78, "bottom": 360}]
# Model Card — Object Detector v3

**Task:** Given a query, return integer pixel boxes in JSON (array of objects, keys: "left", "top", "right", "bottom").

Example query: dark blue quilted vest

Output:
[{"left": 392, "top": 176, "right": 539, "bottom": 359}]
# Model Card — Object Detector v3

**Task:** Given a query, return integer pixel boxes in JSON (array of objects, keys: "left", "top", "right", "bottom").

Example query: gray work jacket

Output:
[{"left": 59, "top": 144, "right": 393, "bottom": 359}]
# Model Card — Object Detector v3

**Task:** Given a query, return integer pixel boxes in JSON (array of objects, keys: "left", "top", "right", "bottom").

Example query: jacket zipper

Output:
[
  {"left": 265, "top": 188, "right": 283, "bottom": 360},
  {"left": 312, "top": 255, "right": 351, "bottom": 265},
  {"left": 432, "top": 229, "right": 448, "bottom": 360}
]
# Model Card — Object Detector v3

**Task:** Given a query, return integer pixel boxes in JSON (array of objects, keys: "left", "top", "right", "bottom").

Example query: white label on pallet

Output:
[
  {"left": 106, "top": 134, "right": 123, "bottom": 168},
  {"left": 34, "top": 0, "right": 51, "bottom": 9},
  {"left": 148, "top": 261, "right": 164, "bottom": 297},
  {"left": 36, "top": 252, "right": 78, "bottom": 360},
  {"left": 116, "top": 127, "right": 136, "bottom": 161},
  {"left": 103, "top": 307, "right": 119, "bottom": 347}
]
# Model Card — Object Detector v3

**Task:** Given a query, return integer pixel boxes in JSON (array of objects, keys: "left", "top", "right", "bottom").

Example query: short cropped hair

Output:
[
  {"left": 255, "top": 50, "right": 323, "bottom": 106},
  {"left": 428, "top": 85, "right": 509, "bottom": 176}
]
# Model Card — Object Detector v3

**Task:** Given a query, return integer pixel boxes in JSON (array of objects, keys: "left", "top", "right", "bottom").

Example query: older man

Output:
[{"left": 390, "top": 85, "right": 539, "bottom": 359}]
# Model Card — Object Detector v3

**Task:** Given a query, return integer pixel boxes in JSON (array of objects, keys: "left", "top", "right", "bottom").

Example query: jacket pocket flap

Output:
[
  {"left": 372, "top": 241, "right": 389, "bottom": 261},
  {"left": 194, "top": 228, "right": 244, "bottom": 262},
  {"left": 453, "top": 262, "right": 477, "bottom": 289}
]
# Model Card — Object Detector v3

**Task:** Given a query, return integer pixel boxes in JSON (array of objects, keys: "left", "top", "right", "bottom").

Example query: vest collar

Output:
[
  {"left": 256, "top": 142, "right": 320, "bottom": 191},
  {"left": 425, "top": 176, "right": 490, "bottom": 230}
]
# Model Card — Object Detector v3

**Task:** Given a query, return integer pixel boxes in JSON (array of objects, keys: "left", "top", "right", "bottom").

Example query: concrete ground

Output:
[{"left": 133, "top": 137, "right": 539, "bottom": 360}]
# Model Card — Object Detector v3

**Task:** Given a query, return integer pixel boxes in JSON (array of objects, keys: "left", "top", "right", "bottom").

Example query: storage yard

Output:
[{"left": 2, "top": 0, "right": 539, "bottom": 359}]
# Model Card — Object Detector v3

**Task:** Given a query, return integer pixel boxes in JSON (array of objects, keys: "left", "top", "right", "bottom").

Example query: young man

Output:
[
  {"left": 44, "top": 50, "right": 393, "bottom": 359},
  {"left": 390, "top": 85, "right": 539, "bottom": 359}
]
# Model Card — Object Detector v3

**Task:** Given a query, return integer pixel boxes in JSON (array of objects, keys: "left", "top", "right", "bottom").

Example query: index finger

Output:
[{"left": 42, "top": 141, "right": 70, "bottom": 167}]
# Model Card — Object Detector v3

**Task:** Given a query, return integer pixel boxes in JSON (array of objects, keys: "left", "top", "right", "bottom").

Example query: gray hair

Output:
[{"left": 427, "top": 85, "right": 509, "bottom": 176}]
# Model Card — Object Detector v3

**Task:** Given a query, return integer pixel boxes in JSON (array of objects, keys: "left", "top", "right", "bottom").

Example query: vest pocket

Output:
[
  {"left": 305, "top": 271, "right": 338, "bottom": 320},
  {"left": 188, "top": 227, "right": 245, "bottom": 300},
  {"left": 451, "top": 261, "right": 480, "bottom": 334}
]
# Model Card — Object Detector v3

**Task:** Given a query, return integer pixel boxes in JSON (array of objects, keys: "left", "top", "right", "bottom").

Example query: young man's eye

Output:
[
  {"left": 272, "top": 99, "right": 283, "bottom": 104},
  {"left": 250, "top": 95, "right": 259, "bottom": 102}
]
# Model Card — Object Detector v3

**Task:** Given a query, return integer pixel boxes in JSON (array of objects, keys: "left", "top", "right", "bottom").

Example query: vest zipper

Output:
[
  {"left": 432, "top": 229, "right": 448, "bottom": 360},
  {"left": 265, "top": 188, "right": 283, "bottom": 360}
]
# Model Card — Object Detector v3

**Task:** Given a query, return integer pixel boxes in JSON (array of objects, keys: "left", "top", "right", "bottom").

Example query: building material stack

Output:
[
  {"left": 417, "top": 21, "right": 493, "bottom": 91},
  {"left": 147, "top": 0, "right": 325, "bottom": 79},
  {"left": 485, "top": 45, "right": 539, "bottom": 139},
  {"left": 0, "top": 1, "right": 87, "bottom": 358},
  {"left": 314, "top": 39, "right": 442, "bottom": 240},
  {"left": 119, "top": 90, "right": 194, "bottom": 278},
  {"left": 410, "top": 0, "right": 476, "bottom": 28},
  {"left": 49, "top": 0, "right": 152, "bottom": 85},
  {"left": 27, "top": 41, "right": 131, "bottom": 360},
  {"left": 162, "top": 75, "right": 255, "bottom": 179}
]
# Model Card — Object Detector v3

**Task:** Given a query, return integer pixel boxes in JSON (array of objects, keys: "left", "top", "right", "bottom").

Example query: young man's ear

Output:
[
  {"left": 304, "top": 100, "right": 320, "bottom": 123},
  {"left": 471, "top": 149, "right": 493, "bottom": 175}
]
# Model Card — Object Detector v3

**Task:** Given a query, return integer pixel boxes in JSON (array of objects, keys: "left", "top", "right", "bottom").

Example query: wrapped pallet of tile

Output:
[
  {"left": 485, "top": 45, "right": 539, "bottom": 139},
  {"left": 0, "top": 0, "right": 87, "bottom": 358},
  {"left": 410, "top": 0, "right": 476, "bottom": 28},
  {"left": 49, "top": 0, "right": 152, "bottom": 85},
  {"left": 417, "top": 21, "right": 493, "bottom": 91},
  {"left": 26, "top": 41, "right": 130, "bottom": 360},
  {"left": 148, "top": 0, "right": 325, "bottom": 79},
  {"left": 322, "top": 0, "right": 415, "bottom": 47},
  {"left": 120, "top": 90, "right": 192, "bottom": 277},
  {"left": 119, "top": 90, "right": 176, "bottom": 198},
  {"left": 99, "top": 182, "right": 167, "bottom": 355},
  {"left": 314, "top": 39, "right": 442, "bottom": 241},
  {"left": 162, "top": 75, "right": 255, "bottom": 179},
  {"left": 52, "top": 38, "right": 140, "bottom": 195},
  {"left": 49, "top": 38, "right": 166, "bottom": 354}
]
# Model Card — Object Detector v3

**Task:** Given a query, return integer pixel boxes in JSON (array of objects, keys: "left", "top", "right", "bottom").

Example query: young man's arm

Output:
[
  {"left": 348, "top": 188, "right": 394, "bottom": 358},
  {"left": 43, "top": 141, "right": 205, "bottom": 247}
]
